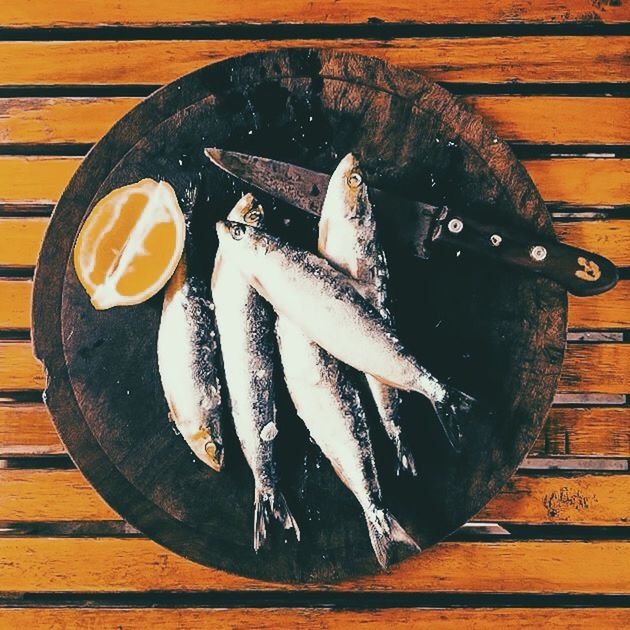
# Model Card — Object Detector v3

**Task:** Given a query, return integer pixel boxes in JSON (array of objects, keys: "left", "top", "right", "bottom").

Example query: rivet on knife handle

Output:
[{"left": 432, "top": 212, "right": 619, "bottom": 297}]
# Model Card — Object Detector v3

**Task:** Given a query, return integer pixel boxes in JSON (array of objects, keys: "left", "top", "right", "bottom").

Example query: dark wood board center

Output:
[{"left": 32, "top": 49, "right": 567, "bottom": 583}]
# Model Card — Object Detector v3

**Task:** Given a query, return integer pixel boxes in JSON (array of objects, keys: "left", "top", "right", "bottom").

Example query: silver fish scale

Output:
[
  {"left": 157, "top": 255, "right": 225, "bottom": 471},
  {"left": 276, "top": 317, "right": 383, "bottom": 507},
  {"left": 213, "top": 257, "right": 279, "bottom": 494},
  {"left": 318, "top": 156, "right": 415, "bottom": 475}
]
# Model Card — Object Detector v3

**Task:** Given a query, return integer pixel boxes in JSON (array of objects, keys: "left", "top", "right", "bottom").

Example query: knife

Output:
[{"left": 205, "top": 148, "right": 618, "bottom": 297}]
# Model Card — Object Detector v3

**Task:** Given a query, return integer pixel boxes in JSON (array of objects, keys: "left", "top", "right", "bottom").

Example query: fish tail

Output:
[
  {"left": 253, "top": 488, "right": 300, "bottom": 552},
  {"left": 366, "top": 376, "right": 417, "bottom": 476},
  {"left": 430, "top": 384, "right": 477, "bottom": 453},
  {"left": 364, "top": 505, "right": 420, "bottom": 569}
]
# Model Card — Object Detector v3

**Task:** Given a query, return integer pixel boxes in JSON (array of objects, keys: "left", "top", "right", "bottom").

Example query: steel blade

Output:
[{"left": 204, "top": 148, "right": 438, "bottom": 258}]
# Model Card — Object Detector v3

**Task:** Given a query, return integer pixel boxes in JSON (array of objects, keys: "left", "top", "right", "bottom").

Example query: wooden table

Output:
[{"left": 0, "top": 2, "right": 629, "bottom": 627}]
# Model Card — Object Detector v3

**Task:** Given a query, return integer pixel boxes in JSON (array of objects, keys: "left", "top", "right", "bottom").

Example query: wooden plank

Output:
[
  {"left": 555, "top": 220, "right": 630, "bottom": 266},
  {"left": 466, "top": 97, "right": 630, "bottom": 145},
  {"left": 532, "top": 407, "right": 630, "bottom": 457},
  {"left": 2, "top": 216, "right": 629, "bottom": 269},
  {"left": 1, "top": 469, "right": 627, "bottom": 525},
  {"left": 0, "top": 38, "right": 627, "bottom": 86},
  {"left": 0, "top": 279, "right": 31, "bottom": 329},
  {"left": 559, "top": 344, "right": 630, "bottom": 393},
  {"left": 3, "top": 0, "right": 630, "bottom": 27},
  {"left": 3, "top": 97, "right": 630, "bottom": 145},
  {"left": 0, "top": 155, "right": 628, "bottom": 210},
  {"left": 477, "top": 473, "right": 630, "bottom": 525},
  {"left": 3, "top": 279, "right": 630, "bottom": 333},
  {"left": 0, "top": 342, "right": 45, "bottom": 390},
  {"left": 1, "top": 341, "right": 627, "bottom": 394},
  {"left": 0, "top": 97, "right": 139, "bottom": 144},
  {"left": 0, "top": 157, "right": 78, "bottom": 205},
  {"left": 0, "top": 607, "right": 628, "bottom": 630},
  {"left": 4, "top": 403, "right": 629, "bottom": 458},
  {"left": 0, "top": 217, "right": 47, "bottom": 267},
  {"left": 0, "top": 537, "right": 627, "bottom": 592},
  {"left": 525, "top": 159, "right": 630, "bottom": 207},
  {"left": 0, "top": 403, "right": 62, "bottom": 456},
  {"left": 568, "top": 281, "right": 630, "bottom": 330}
]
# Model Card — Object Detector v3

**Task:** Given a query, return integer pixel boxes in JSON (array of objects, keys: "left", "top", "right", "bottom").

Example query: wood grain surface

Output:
[
  {"left": 3, "top": 156, "right": 627, "bottom": 206},
  {"left": 0, "top": 538, "right": 628, "bottom": 593},
  {"left": 2, "top": 404, "right": 628, "bottom": 458},
  {"left": 0, "top": 0, "right": 628, "bottom": 618},
  {"left": 3, "top": 0, "right": 630, "bottom": 27},
  {"left": 2, "top": 96, "right": 629, "bottom": 145},
  {"left": 1, "top": 468, "right": 627, "bottom": 525},
  {"left": 1, "top": 216, "right": 630, "bottom": 267},
  {"left": 1, "top": 608, "right": 629, "bottom": 630},
  {"left": 0, "top": 38, "right": 628, "bottom": 86},
  {"left": 6, "top": 278, "right": 630, "bottom": 331},
  {"left": 2, "top": 341, "right": 628, "bottom": 393}
]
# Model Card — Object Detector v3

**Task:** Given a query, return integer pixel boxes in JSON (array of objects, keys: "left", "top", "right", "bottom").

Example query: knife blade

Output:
[{"left": 205, "top": 148, "right": 618, "bottom": 296}]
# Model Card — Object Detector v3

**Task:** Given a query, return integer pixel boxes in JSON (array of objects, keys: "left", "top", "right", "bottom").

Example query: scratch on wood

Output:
[{"left": 543, "top": 487, "right": 596, "bottom": 518}]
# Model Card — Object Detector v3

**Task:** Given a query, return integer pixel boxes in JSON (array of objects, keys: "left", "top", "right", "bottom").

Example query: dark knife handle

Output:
[{"left": 432, "top": 211, "right": 619, "bottom": 297}]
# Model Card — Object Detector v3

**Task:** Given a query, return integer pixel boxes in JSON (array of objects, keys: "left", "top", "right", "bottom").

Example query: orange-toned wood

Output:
[
  {"left": 0, "top": 97, "right": 139, "bottom": 144},
  {"left": 0, "top": 279, "right": 32, "bottom": 329},
  {"left": 559, "top": 343, "right": 630, "bottom": 393},
  {"left": 0, "top": 341, "right": 45, "bottom": 390},
  {"left": 466, "top": 97, "right": 630, "bottom": 145},
  {"left": 0, "top": 157, "right": 78, "bottom": 205},
  {"left": 1, "top": 341, "right": 626, "bottom": 393},
  {"left": 0, "top": 218, "right": 47, "bottom": 267},
  {"left": 555, "top": 220, "right": 630, "bottom": 266},
  {"left": 0, "top": 38, "right": 627, "bottom": 86},
  {"left": 568, "top": 281, "right": 630, "bottom": 330},
  {"left": 477, "top": 473, "right": 630, "bottom": 525},
  {"left": 2, "top": 156, "right": 627, "bottom": 207},
  {"left": 0, "top": 537, "right": 627, "bottom": 592},
  {"left": 2, "top": 216, "right": 629, "bottom": 269},
  {"left": 4, "top": 0, "right": 630, "bottom": 27},
  {"left": 2, "top": 281, "right": 629, "bottom": 336},
  {"left": 3, "top": 97, "right": 630, "bottom": 145},
  {"left": 532, "top": 407, "right": 630, "bottom": 457},
  {"left": 1, "top": 469, "right": 627, "bottom": 525},
  {"left": 0, "top": 404, "right": 62, "bottom": 456},
  {"left": 0, "top": 607, "right": 628, "bottom": 630},
  {"left": 3, "top": 403, "right": 626, "bottom": 458},
  {"left": 525, "top": 159, "right": 630, "bottom": 207}
]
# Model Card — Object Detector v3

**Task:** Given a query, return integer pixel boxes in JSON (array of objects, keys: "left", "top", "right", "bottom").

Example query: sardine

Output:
[
  {"left": 276, "top": 312, "right": 419, "bottom": 568},
  {"left": 319, "top": 153, "right": 415, "bottom": 475},
  {"left": 212, "top": 194, "right": 299, "bottom": 550},
  {"left": 157, "top": 249, "right": 225, "bottom": 471},
  {"left": 215, "top": 220, "right": 475, "bottom": 452}
]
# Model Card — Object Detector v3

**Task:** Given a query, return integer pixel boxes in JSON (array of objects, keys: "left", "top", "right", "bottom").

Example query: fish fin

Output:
[
  {"left": 364, "top": 506, "right": 421, "bottom": 569},
  {"left": 396, "top": 443, "right": 417, "bottom": 477},
  {"left": 431, "top": 385, "right": 477, "bottom": 453},
  {"left": 271, "top": 491, "right": 301, "bottom": 541},
  {"left": 253, "top": 489, "right": 300, "bottom": 552}
]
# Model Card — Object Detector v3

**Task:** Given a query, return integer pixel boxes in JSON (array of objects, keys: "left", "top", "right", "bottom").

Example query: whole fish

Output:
[
  {"left": 157, "top": 248, "right": 225, "bottom": 471},
  {"left": 276, "top": 313, "right": 419, "bottom": 568},
  {"left": 319, "top": 153, "right": 415, "bottom": 475},
  {"left": 215, "top": 220, "right": 475, "bottom": 452},
  {"left": 212, "top": 194, "right": 299, "bottom": 550}
]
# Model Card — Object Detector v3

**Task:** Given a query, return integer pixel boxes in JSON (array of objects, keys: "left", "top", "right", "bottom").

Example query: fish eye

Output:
[
  {"left": 347, "top": 172, "right": 362, "bottom": 188},
  {"left": 230, "top": 223, "right": 246, "bottom": 240},
  {"left": 244, "top": 207, "right": 263, "bottom": 225}
]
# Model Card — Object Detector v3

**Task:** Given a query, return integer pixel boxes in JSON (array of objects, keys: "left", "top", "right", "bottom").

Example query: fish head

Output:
[
  {"left": 188, "top": 424, "right": 225, "bottom": 472},
  {"left": 226, "top": 193, "right": 265, "bottom": 228},
  {"left": 217, "top": 219, "right": 268, "bottom": 250},
  {"left": 323, "top": 152, "right": 369, "bottom": 220}
]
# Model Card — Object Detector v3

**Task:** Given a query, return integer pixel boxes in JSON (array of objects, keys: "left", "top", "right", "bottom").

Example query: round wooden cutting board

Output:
[{"left": 32, "top": 49, "right": 567, "bottom": 583}]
